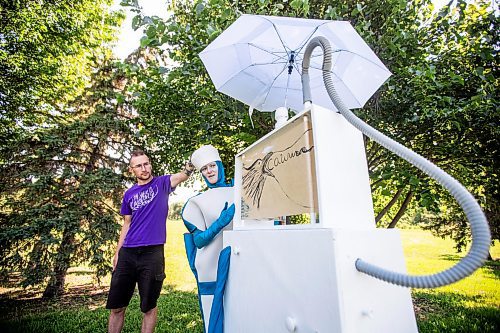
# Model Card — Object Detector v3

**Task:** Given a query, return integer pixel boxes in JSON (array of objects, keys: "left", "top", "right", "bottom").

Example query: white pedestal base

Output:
[{"left": 223, "top": 228, "right": 418, "bottom": 333}]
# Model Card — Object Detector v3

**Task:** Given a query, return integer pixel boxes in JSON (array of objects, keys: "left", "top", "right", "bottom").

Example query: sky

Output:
[
  {"left": 110, "top": 0, "right": 477, "bottom": 60},
  {"left": 111, "top": 0, "right": 170, "bottom": 59}
]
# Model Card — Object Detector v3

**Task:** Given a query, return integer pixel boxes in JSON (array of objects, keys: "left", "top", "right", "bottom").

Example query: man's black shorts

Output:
[{"left": 106, "top": 244, "right": 166, "bottom": 313}]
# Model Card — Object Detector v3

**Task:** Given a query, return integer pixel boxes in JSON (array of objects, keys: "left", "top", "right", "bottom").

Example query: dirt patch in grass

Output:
[{"left": 0, "top": 282, "right": 109, "bottom": 321}]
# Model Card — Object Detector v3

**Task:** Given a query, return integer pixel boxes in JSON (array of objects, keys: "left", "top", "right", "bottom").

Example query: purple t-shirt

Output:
[{"left": 120, "top": 175, "right": 173, "bottom": 247}]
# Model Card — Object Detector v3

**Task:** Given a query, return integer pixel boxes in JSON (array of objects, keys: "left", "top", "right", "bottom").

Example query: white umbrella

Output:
[{"left": 199, "top": 14, "right": 391, "bottom": 113}]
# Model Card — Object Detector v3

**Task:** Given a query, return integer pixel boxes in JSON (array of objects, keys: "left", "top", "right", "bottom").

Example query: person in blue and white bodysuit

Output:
[{"left": 182, "top": 145, "right": 234, "bottom": 333}]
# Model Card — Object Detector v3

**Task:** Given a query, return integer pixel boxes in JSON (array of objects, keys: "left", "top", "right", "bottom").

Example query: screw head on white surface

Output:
[{"left": 361, "top": 309, "right": 374, "bottom": 319}]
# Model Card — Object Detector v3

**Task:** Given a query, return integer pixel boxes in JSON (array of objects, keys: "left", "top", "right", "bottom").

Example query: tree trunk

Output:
[
  {"left": 42, "top": 230, "right": 76, "bottom": 299},
  {"left": 366, "top": 143, "right": 382, "bottom": 169},
  {"left": 43, "top": 139, "right": 104, "bottom": 299},
  {"left": 375, "top": 188, "right": 404, "bottom": 224},
  {"left": 388, "top": 190, "right": 414, "bottom": 229},
  {"left": 43, "top": 140, "right": 101, "bottom": 298},
  {"left": 42, "top": 136, "right": 102, "bottom": 299}
]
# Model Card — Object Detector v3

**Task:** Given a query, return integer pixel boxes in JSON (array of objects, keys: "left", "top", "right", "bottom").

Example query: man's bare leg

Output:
[
  {"left": 108, "top": 307, "right": 126, "bottom": 333},
  {"left": 141, "top": 306, "right": 158, "bottom": 333}
]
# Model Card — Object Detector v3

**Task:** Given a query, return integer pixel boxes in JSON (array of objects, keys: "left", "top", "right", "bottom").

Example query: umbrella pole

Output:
[{"left": 274, "top": 51, "right": 297, "bottom": 129}]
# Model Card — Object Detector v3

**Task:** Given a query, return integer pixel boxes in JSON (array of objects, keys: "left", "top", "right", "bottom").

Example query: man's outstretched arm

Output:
[{"left": 171, "top": 161, "right": 195, "bottom": 188}]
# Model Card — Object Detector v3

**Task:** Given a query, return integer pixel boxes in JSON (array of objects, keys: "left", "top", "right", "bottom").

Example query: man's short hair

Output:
[{"left": 129, "top": 149, "right": 147, "bottom": 164}]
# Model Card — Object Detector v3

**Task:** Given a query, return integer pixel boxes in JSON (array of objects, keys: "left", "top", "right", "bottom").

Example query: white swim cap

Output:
[{"left": 190, "top": 145, "right": 221, "bottom": 169}]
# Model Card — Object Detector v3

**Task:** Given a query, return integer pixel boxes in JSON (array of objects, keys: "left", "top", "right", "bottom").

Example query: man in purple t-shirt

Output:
[{"left": 106, "top": 149, "right": 194, "bottom": 333}]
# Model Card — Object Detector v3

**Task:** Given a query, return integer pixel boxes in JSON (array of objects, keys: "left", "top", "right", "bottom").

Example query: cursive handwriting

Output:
[
  {"left": 267, "top": 145, "right": 314, "bottom": 171},
  {"left": 242, "top": 128, "right": 314, "bottom": 209}
]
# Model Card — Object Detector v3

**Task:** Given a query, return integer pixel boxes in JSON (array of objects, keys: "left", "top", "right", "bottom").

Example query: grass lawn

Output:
[
  {"left": 401, "top": 229, "right": 499, "bottom": 332},
  {"left": 0, "top": 220, "right": 498, "bottom": 332}
]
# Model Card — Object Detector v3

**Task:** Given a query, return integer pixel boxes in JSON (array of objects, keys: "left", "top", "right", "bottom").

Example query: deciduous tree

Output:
[
  {"left": 123, "top": 0, "right": 499, "bottom": 250},
  {"left": 0, "top": 0, "right": 136, "bottom": 297}
]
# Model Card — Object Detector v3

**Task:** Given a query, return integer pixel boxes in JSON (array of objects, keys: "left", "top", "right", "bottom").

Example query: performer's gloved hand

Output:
[
  {"left": 192, "top": 202, "right": 235, "bottom": 249},
  {"left": 218, "top": 201, "right": 235, "bottom": 227},
  {"left": 183, "top": 160, "right": 195, "bottom": 176}
]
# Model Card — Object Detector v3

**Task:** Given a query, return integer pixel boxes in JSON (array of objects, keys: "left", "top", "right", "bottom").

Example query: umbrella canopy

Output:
[{"left": 199, "top": 14, "right": 391, "bottom": 113}]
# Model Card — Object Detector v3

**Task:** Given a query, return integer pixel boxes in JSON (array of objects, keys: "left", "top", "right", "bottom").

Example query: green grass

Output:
[
  {"left": 0, "top": 222, "right": 498, "bottom": 332},
  {"left": 164, "top": 220, "right": 197, "bottom": 292},
  {"left": 0, "top": 287, "right": 203, "bottom": 333},
  {"left": 401, "top": 229, "right": 500, "bottom": 332}
]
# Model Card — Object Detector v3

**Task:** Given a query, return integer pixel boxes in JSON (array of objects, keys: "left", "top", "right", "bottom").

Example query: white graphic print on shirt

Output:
[{"left": 130, "top": 185, "right": 158, "bottom": 211}]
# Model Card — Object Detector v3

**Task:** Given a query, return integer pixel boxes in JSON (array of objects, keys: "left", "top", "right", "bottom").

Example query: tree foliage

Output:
[
  {"left": 129, "top": 0, "right": 498, "bottom": 250},
  {"left": 362, "top": 0, "right": 499, "bottom": 251},
  {"left": 0, "top": 60, "right": 139, "bottom": 297},
  {"left": 1, "top": 0, "right": 497, "bottom": 297},
  {"left": 0, "top": 0, "right": 123, "bottom": 146},
  {"left": 0, "top": 1, "right": 137, "bottom": 297}
]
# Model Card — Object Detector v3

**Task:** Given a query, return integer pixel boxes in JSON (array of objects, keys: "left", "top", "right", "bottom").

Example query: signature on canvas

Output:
[{"left": 242, "top": 128, "right": 314, "bottom": 209}]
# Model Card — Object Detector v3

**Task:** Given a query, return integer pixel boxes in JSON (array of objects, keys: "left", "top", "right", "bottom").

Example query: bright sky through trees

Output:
[
  {"left": 111, "top": 0, "right": 487, "bottom": 60},
  {"left": 112, "top": 0, "right": 170, "bottom": 59}
]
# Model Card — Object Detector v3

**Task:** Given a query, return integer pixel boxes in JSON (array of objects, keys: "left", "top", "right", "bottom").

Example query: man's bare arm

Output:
[
  {"left": 170, "top": 161, "right": 194, "bottom": 188},
  {"left": 113, "top": 215, "right": 131, "bottom": 271}
]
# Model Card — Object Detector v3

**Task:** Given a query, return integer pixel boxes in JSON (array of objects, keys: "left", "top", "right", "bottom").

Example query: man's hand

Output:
[
  {"left": 113, "top": 252, "right": 119, "bottom": 271},
  {"left": 183, "top": 160, "right": 195, "bottom": 176}
]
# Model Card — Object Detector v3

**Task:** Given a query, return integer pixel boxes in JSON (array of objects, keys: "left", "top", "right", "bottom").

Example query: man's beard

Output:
[{"left": 138, "top": 173, "right": 152, "bottom": 181}]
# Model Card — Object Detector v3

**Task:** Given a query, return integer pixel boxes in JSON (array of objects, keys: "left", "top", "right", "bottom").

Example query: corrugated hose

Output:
[{"left": 301, "top": 36, "right": 491, "bottom": 288}]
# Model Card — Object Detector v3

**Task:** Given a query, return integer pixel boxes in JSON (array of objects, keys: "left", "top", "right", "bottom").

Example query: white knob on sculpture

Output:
[
  {"left": 285, "top": 316, "right": 297, "bottom": 332},
  {"left": 275, "top": 107, "right": 288, "bottom": 129}
]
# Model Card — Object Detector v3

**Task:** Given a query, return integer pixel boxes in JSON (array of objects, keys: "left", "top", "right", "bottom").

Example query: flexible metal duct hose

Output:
[{"left": 301, "top": 36, "right": 491, "bottom": 288}]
